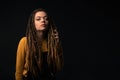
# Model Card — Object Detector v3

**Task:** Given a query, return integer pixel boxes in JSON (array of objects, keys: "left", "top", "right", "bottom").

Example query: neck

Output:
[{"left": 36, "top": 30, "right": 47, "bottom": 40}]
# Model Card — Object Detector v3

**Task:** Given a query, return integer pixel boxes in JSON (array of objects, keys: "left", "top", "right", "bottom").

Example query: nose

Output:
[{"left": 41, "top": 18, "right": 45, "bottom": 22}]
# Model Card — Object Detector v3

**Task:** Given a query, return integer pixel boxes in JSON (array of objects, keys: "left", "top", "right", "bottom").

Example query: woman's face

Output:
[{"left": 34, "top": 11, "right": 49, "bottom": 31}]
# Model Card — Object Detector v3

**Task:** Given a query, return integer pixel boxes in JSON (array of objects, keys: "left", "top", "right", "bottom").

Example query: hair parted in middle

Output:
[{"left": 25, "top": 8, "right": 64, "bottom": 78}]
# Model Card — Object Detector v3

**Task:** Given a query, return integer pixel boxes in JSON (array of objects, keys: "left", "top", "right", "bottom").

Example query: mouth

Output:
[{"left": 41, "top": 24, "right": 46, "bottom": 27}]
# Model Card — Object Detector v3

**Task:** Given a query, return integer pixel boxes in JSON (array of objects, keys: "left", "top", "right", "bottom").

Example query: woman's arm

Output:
[{"left": 15, "top": 37, "right": 27, "bottom": 80}]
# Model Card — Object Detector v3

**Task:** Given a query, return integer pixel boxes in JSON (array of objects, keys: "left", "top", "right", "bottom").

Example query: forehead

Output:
[{"left": 35, "top": 11, "right": 47, "bottom": 17}]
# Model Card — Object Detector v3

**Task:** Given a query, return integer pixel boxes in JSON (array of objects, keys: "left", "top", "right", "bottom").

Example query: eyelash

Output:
[
  {"left": 36, "top": 19, "right": 40, "bottom": 20},
  {"left": 36, "top": 17, "right": 48, "bottom": 21}
]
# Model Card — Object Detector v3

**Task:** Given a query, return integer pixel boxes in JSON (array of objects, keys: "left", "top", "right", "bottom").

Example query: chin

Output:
[{"left": 38, "top": 28, "right": 46, "bottom": 31}]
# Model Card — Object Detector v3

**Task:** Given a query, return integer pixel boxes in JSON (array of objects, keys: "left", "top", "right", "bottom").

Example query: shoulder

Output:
[
  {"left": 19, "top": 37, "right": 27, "bottom": 42},
  {"left": 18, "top": 37, "right": 27, "bottom": 45}
]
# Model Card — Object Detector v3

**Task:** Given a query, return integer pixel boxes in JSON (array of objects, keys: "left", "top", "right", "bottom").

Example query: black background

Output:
[{"left": 0, "top": 0, "right": 120, "bottom": 80}]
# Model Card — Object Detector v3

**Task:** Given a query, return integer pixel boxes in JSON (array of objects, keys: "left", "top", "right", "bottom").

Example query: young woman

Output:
[{"left": 15, "top": 8, "right": 64, "bottom": 80}]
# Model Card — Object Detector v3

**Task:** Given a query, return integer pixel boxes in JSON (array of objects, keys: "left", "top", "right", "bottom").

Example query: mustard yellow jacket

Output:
[{"left": 15, "top": 37, "right": 48, "bottom": 80}]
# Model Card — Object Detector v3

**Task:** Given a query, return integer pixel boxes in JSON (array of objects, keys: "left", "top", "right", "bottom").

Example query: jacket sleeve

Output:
[{"left": 15, "top": 37, "right": 27, "bottom": 80}]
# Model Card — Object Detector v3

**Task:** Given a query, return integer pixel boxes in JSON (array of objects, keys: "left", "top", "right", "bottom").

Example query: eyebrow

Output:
[{"left": 35, "top": 16, "right": 47, "bottom": 18}]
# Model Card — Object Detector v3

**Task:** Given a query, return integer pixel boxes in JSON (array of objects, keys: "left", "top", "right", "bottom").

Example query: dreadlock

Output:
[{"left": 25, "top": 8, "right": 64, "bottom": 79}]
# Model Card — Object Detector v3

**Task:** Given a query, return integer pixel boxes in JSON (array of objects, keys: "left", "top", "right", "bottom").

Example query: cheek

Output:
[
  {"left": 46, "top": 21, "right": 49, "bottom": 25},
  {"left": 34, "top": 22, "right": 39, "bottom": 29},
  {"left": 35, "top": 21, "right": 39, "bottom": 26}
]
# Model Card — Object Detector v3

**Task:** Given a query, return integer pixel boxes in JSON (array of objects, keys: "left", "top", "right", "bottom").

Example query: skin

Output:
[
  {"left": 34, "top": 11, "right": 59, "bottom": 39},
  {"left": 34, "top": 11, "right": 49, "bottom": 31}
]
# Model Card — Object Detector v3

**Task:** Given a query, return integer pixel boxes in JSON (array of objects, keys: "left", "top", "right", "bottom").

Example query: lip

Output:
[{"left": 41, "top": 24, "right": 46, "bottom": 26}]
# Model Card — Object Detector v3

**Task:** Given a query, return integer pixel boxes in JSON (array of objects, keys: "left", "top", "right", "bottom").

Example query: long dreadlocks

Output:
[{"left": 25, "top": 8, "right": 64, "bottom": 79}]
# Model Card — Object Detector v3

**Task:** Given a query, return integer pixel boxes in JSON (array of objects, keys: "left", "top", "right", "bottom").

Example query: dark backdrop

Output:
[{"left": 0, "top": 0, "right": 119, "bottom": 80}]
